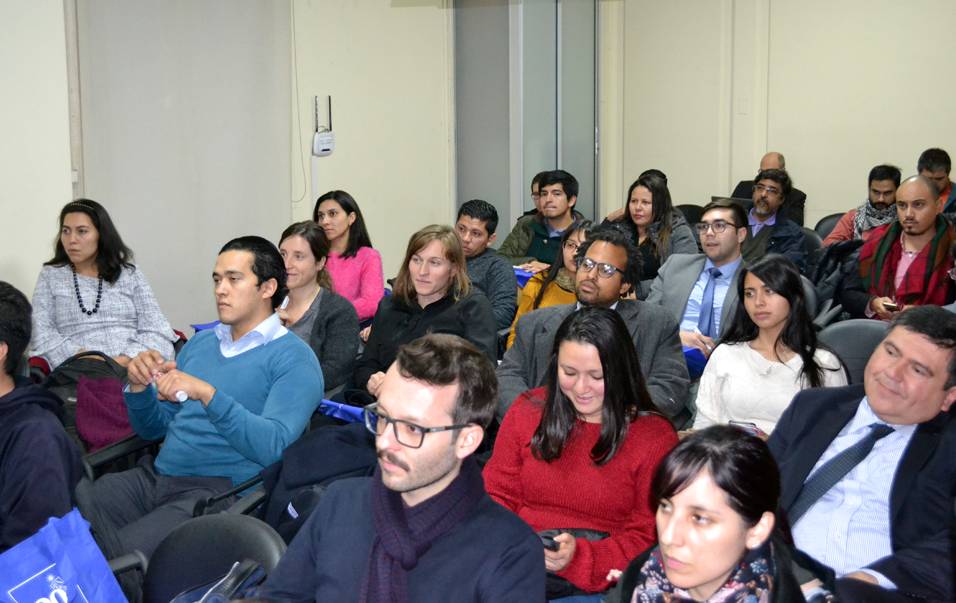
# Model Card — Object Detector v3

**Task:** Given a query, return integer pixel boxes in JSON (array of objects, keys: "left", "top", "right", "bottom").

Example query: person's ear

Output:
[
  {"left": 348, "top": 212, "right": 356, "bottom": 226},
  {"left": 568, "top": 195, "right": 578, "bottom": 208},
  {"left": 745, "top": 511, "right": 775, "bottom": 550},
  {"left": 0, "top": 343, "right": 8, "bottom": 376},
  {"left": 940, "top": 386, "right": 956, "bottom": 413},
  {"left": 316, "top": 256, "right": 328, "bottom": 272},
  {"left": 456, "top": 424, "right": 484, "bottom": 459},
  {"left": 619, "top": 281, "right": 631, "bottom": 297},
  {"left": 737, "top": 226, "right": 748, "bottom": 244},
  {"left": 487, "top": 232, "right": 497, "bottom": 246},
  {"left": 260, "top": 277, "right": 279, "bottom": 301}
]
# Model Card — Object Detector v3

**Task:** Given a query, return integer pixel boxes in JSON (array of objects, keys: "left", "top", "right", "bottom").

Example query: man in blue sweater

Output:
[
  {"left": 92, "top": 236, "right": 323, "bottom": 557},
  {"left": 257, "top": 334, "right": 545, "bottom": 603}
]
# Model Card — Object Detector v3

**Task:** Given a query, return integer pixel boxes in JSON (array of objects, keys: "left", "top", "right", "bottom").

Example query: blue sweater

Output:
[{"left": 125, "top": 330, "right": 323, "bottom": 485}]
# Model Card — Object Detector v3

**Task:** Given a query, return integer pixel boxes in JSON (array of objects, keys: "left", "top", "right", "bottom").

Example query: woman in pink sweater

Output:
[
  {"left": 313, "top": 190, "right": 384, "bottom": 323},
  {"left": 484, "top": 306, "right": 678, "bottom": 599}
]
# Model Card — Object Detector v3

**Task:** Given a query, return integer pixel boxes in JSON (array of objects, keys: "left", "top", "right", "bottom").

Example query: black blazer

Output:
[{"left": 766, "top": 384, "right": 956, "bottom": 602}]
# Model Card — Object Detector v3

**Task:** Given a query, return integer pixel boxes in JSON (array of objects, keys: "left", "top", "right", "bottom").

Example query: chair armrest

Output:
[
  {"left": 109, "top": 550, "right": 149, "bottom": 576},
  {"left": 193, "top": 475, "right": 264, "bottom": 517},
  {"left": 224, "top": 486, "right": 267, "bottom": 516},
  {"left": 85, "top": 433, "right": 162, "bottom": 471}
]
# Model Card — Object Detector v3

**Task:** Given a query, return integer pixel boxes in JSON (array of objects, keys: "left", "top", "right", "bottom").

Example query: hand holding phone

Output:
[{"left": 882, "top": 300, "right": 900, "bottom": 311}]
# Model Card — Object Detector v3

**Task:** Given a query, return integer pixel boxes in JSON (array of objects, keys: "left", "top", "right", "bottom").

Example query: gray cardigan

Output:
[
  {"left": 496, "top": 300, "right": 689, "bottom": 422},
  {"left": 302, "top": 288, "right": 360, "bottom": 394}
]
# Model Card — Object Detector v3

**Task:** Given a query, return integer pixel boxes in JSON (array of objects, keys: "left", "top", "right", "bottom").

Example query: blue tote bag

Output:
[{"left": 0, "top": 509, "right": 126, "bottom": 603}]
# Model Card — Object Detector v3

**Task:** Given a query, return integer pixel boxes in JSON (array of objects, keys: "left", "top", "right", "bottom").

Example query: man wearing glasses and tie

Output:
[{"left": 740, "top": 168, "right": 808, "bottom": 272}]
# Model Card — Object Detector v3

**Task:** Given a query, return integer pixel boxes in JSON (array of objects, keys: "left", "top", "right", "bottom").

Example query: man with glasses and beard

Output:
[{"left": 740, "top": 168, "right": 808, "bottom": 272}]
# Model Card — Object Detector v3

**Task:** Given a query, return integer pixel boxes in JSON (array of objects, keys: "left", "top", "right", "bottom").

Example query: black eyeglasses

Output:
[
  {"left": 363, "top": 404, "right": 470, "bottom": 449},
  {"left": 695, "top": 220, "right": 739, "bottom": 235},
  {"left": 575, "top": 257, "right": 622, "bottom": 279},
  {"left": 563, "top": 240, "right": 581, "bottom": 251}
]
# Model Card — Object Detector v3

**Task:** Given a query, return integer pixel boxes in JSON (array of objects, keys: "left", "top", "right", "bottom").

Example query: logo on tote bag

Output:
[{"left": 6, "top": 564, "right": 90, "bottom": 603}]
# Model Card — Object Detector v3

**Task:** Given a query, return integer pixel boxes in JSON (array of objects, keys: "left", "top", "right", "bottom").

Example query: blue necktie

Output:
[
  {"left": 696, "top": 267, "right": 722, "bottom": 338},
  {"left": 788, "top": 423, "right": 895, "bottom": 523}
]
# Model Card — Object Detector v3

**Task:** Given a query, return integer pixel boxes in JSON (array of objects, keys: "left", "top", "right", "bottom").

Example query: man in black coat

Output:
[
  {"left": 767, "top": 306, "right": 956, "bottom": 603},
  {"left": 731, "top": 151, "right": 807, "bottom": 225},
  {"left": 0, "top": 281, "right": 82, "bottom": 552}
]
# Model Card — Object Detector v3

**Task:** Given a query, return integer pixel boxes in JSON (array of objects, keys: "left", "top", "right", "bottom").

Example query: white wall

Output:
[
  {"left": 0, "top": 0, "right": 74, "bottom": 298},
  {"left": 290, "top": 0, "right": 455, "bottom": 283}
]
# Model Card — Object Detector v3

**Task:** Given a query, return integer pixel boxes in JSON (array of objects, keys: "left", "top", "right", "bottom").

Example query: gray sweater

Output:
[
  {"left": 466, "top": 249, "right": 518, "bottom": 331},
  {"left": 289, "top": 288, "right": 360, "bottom": 394}
]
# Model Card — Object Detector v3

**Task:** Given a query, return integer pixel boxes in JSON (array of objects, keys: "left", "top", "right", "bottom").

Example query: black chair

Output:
[
  {"left": 817, "top": 319, "right": 890, "bottom": 384},
  {"left": 142, "top": 514, "right": 286, "bottom": 603},
  {"left": 676, "top": 204, "right": 704, "bottom": 225},
  {"left": 814, "top": 212, "right": 845, "bottom": 240},
  {"left": 802, "top": 227, "right": 823, "bottom": 258},
  {"left": 800, "top": 276, "right": 818, "bottom": 317}
]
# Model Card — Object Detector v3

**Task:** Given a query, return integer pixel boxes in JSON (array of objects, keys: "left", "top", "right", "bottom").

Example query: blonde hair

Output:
[{"left": 393, "top": 224, "right": 470, "bottom": 304}]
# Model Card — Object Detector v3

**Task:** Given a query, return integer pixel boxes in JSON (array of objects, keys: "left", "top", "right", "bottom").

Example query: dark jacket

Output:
[
  {"left": 732, "top": 180, "right": 807, "bottom": 226},
  {"left": 256, "top": 476, "right": 546, "bottom": 603},
  {"left": 353, "top": 290, "right": 498, "bottom": 392},
  {"left": 767, "top": 384, "right": 956, "bottom": 602},
  {"left": 304, "top": 288, "right": 360, "bottom": 393},
  {"left": 0, "top": 378, "right": 83, "bottom": 552},
  {"left": 742, "top": 217, "right": 808, "bottom": 273},
  {"left": 465, "top": 249, "right": 518, "bottom": 331}
]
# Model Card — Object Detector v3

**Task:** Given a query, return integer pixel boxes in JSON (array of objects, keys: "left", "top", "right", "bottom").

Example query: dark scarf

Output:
[
  {"left": 631, "top": 541, "right": 775, "bottom": 603},
  {"left": 358, "top": 455, "right": 487, "bottom": 603},
  {"left": 858, "top": 216, "right": 955, "bottom": 308},
  {"left": 852, "top": 199, "right": 897, "bottom": 239}
]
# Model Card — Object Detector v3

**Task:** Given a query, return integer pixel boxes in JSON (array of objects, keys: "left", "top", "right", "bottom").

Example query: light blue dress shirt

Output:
[
  {"left": 748, "top": 208, "right": 777, "bottom": 237},
  {"left": 791, "top": 398, "right": 916, "bottom": 589},
  {"left": 678, "top": 256, "right": 743, "bottom": 337},
  {"left": 214, "top": 312, "right": 289, "bottom": 358}
]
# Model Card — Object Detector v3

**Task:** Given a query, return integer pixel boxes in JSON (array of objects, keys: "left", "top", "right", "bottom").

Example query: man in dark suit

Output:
[
  {"left": 646, "top": 199, "right": 748, "bottom": 358},
  {"left": 496, "top": 226, "right": 689, "bottom": 424},
  {"left": 731, "top": 151, "right": 807, "bottom": 225},
  {"left": 767, "top": 306, "right": 956, "bottom": 603}
]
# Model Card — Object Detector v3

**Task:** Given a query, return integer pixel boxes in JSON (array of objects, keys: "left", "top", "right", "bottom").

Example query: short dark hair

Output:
[
  {"left": 279, "top": 221, "right": 335, "bottom": 291},
  {"left": 312, "top": 190, "right": 373, "bottom": 259},
  {"left": 395, "top": 333, "right": 498, "bottom": 430},
  {"left": 754, "top": 168, "right": 793, "bottom": 198},
  {"left": 575, "top": 225, "right": 643, "bottom": 294},
  {"left": 531, "top": 171, "right": 549, "bottom": 192},
  {"left": 457, "top": 199, "right": 499, "bottom": 236},
  {"left": 890, "top": 306, "right": 956, "bottom": 389},
  {"left": 219, "top": 236, "right": 288, "bottom": 309},
  {"left": 868, "top": 164, "right": 902, "bottom": 188},
  {"left": 532, "top": 307, "right": 660, "bottom": 465},
  {"left": 45, "top": 199, "right": 134, "bottom": 285},
  {"left": 640, "top": 168, "right": 667, "bottom": 184},
  {"left": 917, "top": 148, "right": 952, "bottom": 175},
  {"left": 0, "top": 282, "right": 31, "bottom": 376},
  {"left": 701, "top": 199, "right": 748, "bottom": 230},
  {"left": 654, "top": 425, "right": 780, "bottom": 530},
  {"left": 539, "top": 170, "right": 579, "bottom": 200}
]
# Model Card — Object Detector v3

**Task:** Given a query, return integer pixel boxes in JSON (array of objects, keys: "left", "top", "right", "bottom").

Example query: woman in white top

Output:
[{"left": 693, "top": 254, "right": 846, "bottom": 436}]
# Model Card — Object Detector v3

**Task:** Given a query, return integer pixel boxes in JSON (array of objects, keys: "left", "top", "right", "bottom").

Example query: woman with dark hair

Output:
[
  {"left": 278, "top": 221, "right": 359, "bottom": 393},
  {"left": 604, "top": 173, "right": 697, "bottom": 299},
  {"left": 485, "top": 306, "right": 678, "bottom": 598},
  {"left": 693, "top": 254, "right": 845, "bottom": 436},
  {"left": 313, "top": 190, "right": 383, "bottom": 322},
  {"left": 507, "top": 220, "right": 602, "bottom": 349},
  {"left": 31, "top": 199, "right": 176, "bottom": 369},
  {"left": 607, "top": 426, "right": 831, "bottom": 603},
  {"left": 352, "top": 225, "right": 496, "bottom": 400}
]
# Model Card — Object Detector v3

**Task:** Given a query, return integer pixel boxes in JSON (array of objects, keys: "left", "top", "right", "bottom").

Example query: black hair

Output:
[
  {"left": 219, "top": 236, "right": 289, "bottom": 309},
  {"left": 640, "top": 168, "right": 667, "bottom": 184},
  {"left": 917, "top": 148, "right": 952, "bottom": 175},
  {"left": 279, "top": 221, "right": 335, "bottom": 291},
  {"left": 618, "top": 173, "right": 677, "bottom": 261},
  {"left": 539, "top": 170, "right": 579, "bottom": 200},
  {"left": 396, "top": 333, "right": 499, "bottom": 429},
  {"left": 891, "top": 306, "right": 956, "bottom": 389},
  {"left": 457, "top": 199, "right": 499, "bottom": 236},
  {"left": 0, "top": 282, "right": 31, "bottom": 376},
  {"left": 312, "top": 190, "right": 373, "bottom": 259},
  {"left": 533, "top": 220, "right": 601, "bottom": 310},
  {"left": 869, "top": 164, "right": 902, "bottom": 188},
  {"left": 720, "top": 254, "right": 836, "bottom": 388},
  {"left": 531, "top": 306, "right": 662, "bottom": 465},
  {"left": 701, "top": 199, "right": 748, "bottom": 231},
  {"left": 753, "top": 168, "right": 793, "bottom": 199},
  {"left": 532, "top": 171, "right": 549, "bottom": 192},
  {"left": 575, "top": 225, "right": 643, "bottom": 295},
  {"left": 654, "top": 426, "right": 780, "bottom": 530},
  {"left": 45, "top": 199, "right": 134, "bottom": 285}
]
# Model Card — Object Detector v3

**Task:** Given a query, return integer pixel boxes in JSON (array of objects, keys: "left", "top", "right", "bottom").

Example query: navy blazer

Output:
[{"left": 767, "top": 384, "right": 956, "bottom": 602}]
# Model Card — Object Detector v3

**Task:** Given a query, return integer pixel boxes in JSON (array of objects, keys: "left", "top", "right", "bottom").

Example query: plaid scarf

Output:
[
  {"left": 358, "top": 455, "right": 486, "bottom": 603},
  {"left": 631, "top": 541, "right": 775, "bottom": 603},
  {"left": 858, "top": 216, "right": 955, "bottom": 308},
  {"left": 852, "top": 199, "right": 897, "bottom": 240}
]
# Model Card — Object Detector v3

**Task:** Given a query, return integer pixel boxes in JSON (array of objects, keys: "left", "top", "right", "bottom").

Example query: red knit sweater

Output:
[{"left": 483, "top": 388, "right": 678, "bottom": 593}]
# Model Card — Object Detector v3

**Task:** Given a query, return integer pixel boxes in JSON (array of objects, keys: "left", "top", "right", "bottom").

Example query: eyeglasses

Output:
[
  {"left": 575, "top": 257, "right": 622, "bottom": 278},
  {"left": 754, "top": 183, "right": 782, "bottom": 197},
  {"left": 531, "top": 192, "right": 541, "bottom": 200},
  {"left": 563, "top": 240, "right": 580, "bottom": 252},
  {"left": 949, "top": 267, "right": 956, "bottom": 281},
  {"left": 695, "top": 220, "right": 739, "bottom": 235},
  {"left": 363, "top": 404, "right": 469, "bottom": 449}
]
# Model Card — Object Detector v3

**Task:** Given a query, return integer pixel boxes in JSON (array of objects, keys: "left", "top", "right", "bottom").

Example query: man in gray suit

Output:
[
  {"left": 496, "top": 227, "right": 689, "bottom": 423},
  {"left": 647, "top": 199, "right": 748, "bottom": 359}
]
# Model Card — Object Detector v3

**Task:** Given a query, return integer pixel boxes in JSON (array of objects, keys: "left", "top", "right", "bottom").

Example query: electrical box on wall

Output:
[{"left": 312, "top": 95, "right": 334, "bottom": 157}]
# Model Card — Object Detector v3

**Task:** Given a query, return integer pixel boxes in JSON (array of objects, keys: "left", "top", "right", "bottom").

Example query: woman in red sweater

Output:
[{"left": 484, "top": 306, "right": 678, "bottom": 599}]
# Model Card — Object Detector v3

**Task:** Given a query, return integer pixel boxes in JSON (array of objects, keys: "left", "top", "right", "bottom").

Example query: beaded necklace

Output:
[{"left": 71, "top": 263, "right": 103, "bottom": 315}]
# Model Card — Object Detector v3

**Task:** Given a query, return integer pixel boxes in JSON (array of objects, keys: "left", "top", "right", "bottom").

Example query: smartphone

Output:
[
  {"left": 540, "top": 534, "right": 560, "bottom": 551},
  {"left": 729, "top": 421, "right": 762, "bottom": 437},
  {"left": 882, "top": 300, "right": 900, "bottom": 311}
]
